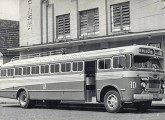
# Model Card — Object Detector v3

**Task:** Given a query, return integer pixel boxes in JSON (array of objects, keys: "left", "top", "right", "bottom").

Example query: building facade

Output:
[{"left": 9, "top": 0, "right": 165, "bottom": 68}]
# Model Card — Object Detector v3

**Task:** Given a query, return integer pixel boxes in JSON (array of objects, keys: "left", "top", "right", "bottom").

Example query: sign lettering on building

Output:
[{"left": 27, "top": 0, "right": 32, "bottom": 30}]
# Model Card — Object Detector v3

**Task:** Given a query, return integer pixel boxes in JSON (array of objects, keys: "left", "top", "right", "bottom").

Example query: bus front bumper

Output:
[{"left": 134, "top": 94, "right": 165, "bottom": 100}]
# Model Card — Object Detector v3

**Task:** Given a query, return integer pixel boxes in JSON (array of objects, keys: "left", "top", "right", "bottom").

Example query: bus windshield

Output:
[{"left": 134, "top": 56, "right": 163, "bottom": 71}]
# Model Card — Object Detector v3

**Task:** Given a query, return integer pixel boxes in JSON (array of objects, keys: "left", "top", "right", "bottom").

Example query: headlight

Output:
[{"left": 141, "top": 82, "right": 146, "bottom": 88}]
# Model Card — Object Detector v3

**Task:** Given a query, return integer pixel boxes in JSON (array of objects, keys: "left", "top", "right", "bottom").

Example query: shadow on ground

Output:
[{"left": 2, "top": 103, "right": 165, "bottom": 114}]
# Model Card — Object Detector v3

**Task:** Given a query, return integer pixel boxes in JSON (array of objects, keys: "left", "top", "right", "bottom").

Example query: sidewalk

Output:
[{"left": 0, "top": 97, "right": 18, "bottom": 104}]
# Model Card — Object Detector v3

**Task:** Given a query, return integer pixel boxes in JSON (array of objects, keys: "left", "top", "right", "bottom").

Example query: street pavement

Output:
[
  {"left": 0, "top": 97, "right": 18, "bottom": 104},
  {"left": 1, "top": 101, "right": 165, "bottom": 120}
]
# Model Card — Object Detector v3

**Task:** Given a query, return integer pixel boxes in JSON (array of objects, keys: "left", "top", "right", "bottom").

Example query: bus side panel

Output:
[
  {"left": 96, "top": 72, "right": 142, "bottom": 102},
  {"left": 28, "top": 81, "right": 85, "bottom": 101},
  {"left": 0, "top": 73, "right": 85, "bottom": 101},
  {"left": 0, "top": 91, "right": 17, "bottom": 99}
]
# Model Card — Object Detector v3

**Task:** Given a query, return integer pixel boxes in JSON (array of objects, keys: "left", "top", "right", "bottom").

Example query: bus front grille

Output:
[{"left": 148, "top": 80, "right": 160, "bottom": 89}]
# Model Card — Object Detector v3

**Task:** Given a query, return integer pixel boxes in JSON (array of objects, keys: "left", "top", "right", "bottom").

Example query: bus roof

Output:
[{"left": 1, "top": 45, "right": 163, "bottom": 68}]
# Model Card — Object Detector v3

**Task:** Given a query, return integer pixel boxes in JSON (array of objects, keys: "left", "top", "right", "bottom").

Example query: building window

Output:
[
  {"left": 111, "top": 2, "right": 130, "bottom": 32},
  {"left": 57, "top": 14, "right": 70, "bottom": 39},
  {"left": 80, "top": 8, "right": 99, "bottom": 37}
]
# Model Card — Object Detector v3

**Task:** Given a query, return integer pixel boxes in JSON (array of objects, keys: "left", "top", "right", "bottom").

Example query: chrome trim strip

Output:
[
  {"left": 120, "top": 89, "right": 126, "bottom": 91},
  {"left": 28, "top": 89, "right": 84, "bottom": 92}
]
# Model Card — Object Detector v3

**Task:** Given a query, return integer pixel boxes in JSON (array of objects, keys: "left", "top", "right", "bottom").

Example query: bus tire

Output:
[
  {"left": 45, "top": 100, "right": 60, "bottom": 109},
  {"left": 104, "top": 90, "right": 122, "bottom": 113},
  {"left": 134, "top": 101, "right": 151, "bottom": 112},
  {"left": 19, "top": 91, "right": 33, "bottom": 108}
]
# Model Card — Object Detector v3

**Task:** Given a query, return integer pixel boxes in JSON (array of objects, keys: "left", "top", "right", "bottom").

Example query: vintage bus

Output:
[{"left": 0, "top": 45, "right": 165, "bottom": 113}]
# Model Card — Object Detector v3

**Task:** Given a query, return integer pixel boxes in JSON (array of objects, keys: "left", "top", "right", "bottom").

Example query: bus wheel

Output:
[
  {"left": 45, "top": 100, "right": 60, "bottom": 109},
  {"left": 104, "top": 90, "right": 122, "bottom": 113},
  {"left": 19, "top": 91, "right": 33, "bottom": 108},
  {"left": 134, "top": 101, "right": 151, "bottom": 112}
]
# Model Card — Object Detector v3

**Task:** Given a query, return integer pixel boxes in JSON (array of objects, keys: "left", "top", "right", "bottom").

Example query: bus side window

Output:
[
  {"left": 61, "top": 63, "right": 65, "bottom": 72},
  {"left": 113, "top": 56, "right": 125, "bottom": 68},
  {"left": 18, "top": 68, "right": 22, "bottom": 75},
  {"left": 45, "top": 65, "right": 49, "bottom": 73},
  {"left": 27, "top": 67, "right": 30, "bottom": 75},
  {"left": 55, "top": 64, "right": 59, "bottom": 72},
  {"left": 113, "top": 57, "right": 119, "bottom": 68},
  {"left": 119, "top": 56, "right": 125, "bottom": 68},
  {"left": 36, "top": 66, "right": 39, "bottom": 74},
  {"left": 66, "top": 63, "right": 71, "bottom": 72},
  {"left": 73, "top": 62, "right": 83, "bottom": 72},
  {"left": 41, "top": 65, "right": 45, "bottom": 74},
  {"left": 61, "top": 63, "right": 71, "bottom": 72},
  {"left": 51, "top": 64, "right": 60, "bottom": 73},
  {"left": 73, "top": 62, "right": 78, "bottom": 71},
  {"left": 8, "top": 69, "right": 14, "bottom": 76},
  {"left": 126, "top": 54, "right": 131, "bottom": 69},
  {"left": 98, "top": 59, "right": 111, "bottom": 70},
  {"left": 32, "top": 66, "right": 39, "bottom": 74},
  {"left": 23, "top": 67, "right": 26, "bottom": 75},
  {"left": 105, "top": 59, "right": 111, "bottom": 69},
  {"left": 51, "top": 64, "right": 55, "bottom": 73},
  {"left": 15, "top": 68, "right": 19, "bottom": 75},
  {"left": 78, "top": 62, "right": 83, "bottom": 71},
  {"left": 8, "top": 69, "right": 11, "bottom": 76},
  {"left": 32, "top": 66, "right": 35, "bottom": 74},
  {"left": 1, "top": 69, "right": 6, "bottom": 77},
  {"left": 98, "top": 60, "right": 104, "bottom": 69}
]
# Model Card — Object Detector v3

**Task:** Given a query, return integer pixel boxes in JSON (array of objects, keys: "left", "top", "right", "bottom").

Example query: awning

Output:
[{"left": 7, "top": 29, "right": 165, "bottom": 52}]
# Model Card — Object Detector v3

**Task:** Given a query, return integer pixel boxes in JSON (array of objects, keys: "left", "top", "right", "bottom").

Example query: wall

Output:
[
  {"left": 20, "top": 0, "right": 41, "bottom": 46},
  {"left": 49, "top": 0, "right": 77, "bottom": 40},
  {"left": 78, "top": 0, "right": 106, "bottom": 37},
  {"left": 19, "top": 0, "right": 165, "bottom": 54},
  {"left": 107, "top": 0, "right": 165, "bottom": 33}
]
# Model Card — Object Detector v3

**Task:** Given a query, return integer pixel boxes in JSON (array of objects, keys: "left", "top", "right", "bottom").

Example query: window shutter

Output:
[
  {"left": 111, "top": 2, "right": 130, "bottom": 32},
  {"left": 64, "top": 15, "right": 70, "bottom": 34},
  {"left": 57, "top": 16, "right": 64, "bottom": 36},
  {"left": 57, "top": 14, "right": 70, "bottom": 38},
  {"left": 113, "top": 5, "right": 121, "bottom": 27},
  {"left": 80, "top": 8, "right": 99, "bottom": 36},
  {"left": 121, "top": 3, "right": 130, "bottom": 26}
]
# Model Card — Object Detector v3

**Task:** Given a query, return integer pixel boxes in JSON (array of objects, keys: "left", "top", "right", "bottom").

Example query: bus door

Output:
[{"left": 84, "top": 60, "right": 97, "bottom": 102}]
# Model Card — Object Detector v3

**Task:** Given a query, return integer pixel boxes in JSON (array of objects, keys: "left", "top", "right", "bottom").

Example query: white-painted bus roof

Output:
[{"left": 1, "top": 45, "right": 163, "bottom": 68}]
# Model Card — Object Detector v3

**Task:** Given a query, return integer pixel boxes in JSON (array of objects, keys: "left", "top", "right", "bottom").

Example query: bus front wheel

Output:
[
  {"left": 104, "top": 90, "right": 122, "bottom": 113},
  {"left": 19, "top": 91, "right": 34, "bottom": 108}
]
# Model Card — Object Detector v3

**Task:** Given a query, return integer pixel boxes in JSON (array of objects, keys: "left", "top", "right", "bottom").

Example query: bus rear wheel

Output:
[
  {"left": 104, "top": 90, "right": 122, "bottom": 113},
  {"left": 134, "top": 101, "right": 151, "bottom": 112},
  {"left": 19, "top": 91, "right": 34, "bottom": 108}
]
